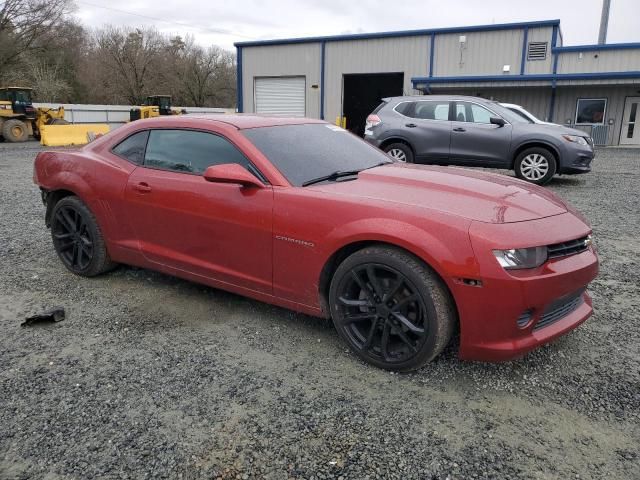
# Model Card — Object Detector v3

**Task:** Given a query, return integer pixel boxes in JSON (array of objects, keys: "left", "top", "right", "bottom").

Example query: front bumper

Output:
[
  {"left": 455, "top": 213, "right": 598, "bottom": 361},
  {"left": 559, "top": 145, "right": 594, "bottom": 174}
]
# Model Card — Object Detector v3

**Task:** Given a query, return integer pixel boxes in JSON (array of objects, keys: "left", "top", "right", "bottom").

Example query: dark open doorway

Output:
[{"left": 342, "top": 72, "right": 404, "bottom": 136}]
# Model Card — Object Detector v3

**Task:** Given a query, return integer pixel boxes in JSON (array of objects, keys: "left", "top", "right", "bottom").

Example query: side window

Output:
[
  {"left": 112, "top": 131, "right": 149, "bottom": 165},
  {"left": 410, "top": 101, "right": 450, "bottom": 120},
  {"left": 144, "top": 130, "right": 250, "bottom": 175},
  {"left": 394, "top": 102, "right": 414, "bottom": 116},
  {"left": 456, "top": 102, "right": 495, "bottom": 124}
]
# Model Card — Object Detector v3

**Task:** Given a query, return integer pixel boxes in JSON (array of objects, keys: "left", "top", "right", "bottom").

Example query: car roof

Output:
[
  {"left": 152, "top": 114, "right": 326, "bottom": 130},
  {"left": 383, "top": 94, "right": 496, "bottom": 103}
]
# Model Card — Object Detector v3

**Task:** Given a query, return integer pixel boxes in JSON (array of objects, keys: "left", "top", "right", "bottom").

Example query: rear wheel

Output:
[
  {"left": 329, "top": 246, "right": 455, "bottom": 371},
  {"left": 2, "top": 119, "right": 28, "bottom": 142},
  {"left": 514, "top": 147, "right": 557, "bottom": 185},
  {"left": 384, "top": 142, "right": 414, "bottom": 163},
  {"left": 50, "top": 196, "right": 116, "bottom": 277}
]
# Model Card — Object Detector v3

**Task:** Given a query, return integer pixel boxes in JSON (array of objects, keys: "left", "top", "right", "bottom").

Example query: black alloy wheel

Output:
[
  {"left": 52, "top": 204, "right": 95, "bottom": 271},
  {"left": 330, "top": 246, "right": 455, "bottom": 371},
  {"left": 50, "top": 196, "right": 116, "bottom": 277}
]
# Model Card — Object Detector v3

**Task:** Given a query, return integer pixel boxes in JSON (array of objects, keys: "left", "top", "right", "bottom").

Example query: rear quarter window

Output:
[{"left": 112, "top": 131, "right": 149, "bottom": 165}]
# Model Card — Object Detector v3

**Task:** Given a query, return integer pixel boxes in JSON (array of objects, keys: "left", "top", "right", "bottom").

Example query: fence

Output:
[
  {"left": 564, "top": 123, "right": 610, "bottom": 146},
  {"left": 33, "top": 103, "right": 235, "bottom": 130}
]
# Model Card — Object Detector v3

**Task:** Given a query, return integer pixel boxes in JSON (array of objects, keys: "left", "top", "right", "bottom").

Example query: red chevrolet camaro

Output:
[{"left": 33, "top": 115, "right": 599, "bottom": 371}]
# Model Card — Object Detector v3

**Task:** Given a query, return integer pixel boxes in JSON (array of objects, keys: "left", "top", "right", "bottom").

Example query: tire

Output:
[
  {"left": 384, "top": 142, "right": 414, "bottom": 163},
  {"left": 514, "top": 147, "right": 557, "bottom": 185},
  {"left": 50, "top": 196, "right": 117, "bottom": 277},
  {"left": 2, "top": 119, "right": 29, "bottom": 142},
  {"left": 329, "top": 245, "right": 455, "bottom": 371}
]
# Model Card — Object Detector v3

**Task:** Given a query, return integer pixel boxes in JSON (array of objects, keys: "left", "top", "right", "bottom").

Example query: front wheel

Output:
[
  {"left": 329, "top": 246, "right": 455, "bottom": 371},
  {"left": 2, "top": 119, "right": 29, "bottom": 142},
  {"left": 383, "top": 142, "right": 414, "bottom": 163},
  {"left": 514, "top": 147, "right": 557, "bottom": 185}
]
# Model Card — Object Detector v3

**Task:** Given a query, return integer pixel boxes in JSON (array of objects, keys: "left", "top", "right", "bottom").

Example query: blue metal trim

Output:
[
  {"left": 320, "top": 42, "right": 326, "bottom": 120},
  {"left": 551, "top": 25, "right": 559, "bottom": 74},
  {"left": 520, "top": 26, "right": 529, "bottom": 75},
  {"left": 234, "top": 19, "right": 561, "bottom": 47},
  {"left": 553, "top": 42, "right": 640, "bottom": 52},
  {"left": 236, "top": 46, "right": 243, "bottom": 113},
  {"left": 429, "top": 33, "right": 435, "bottom": 78},
  {"left": 411, "top": 71, "right": 640, "bottom": 87}
]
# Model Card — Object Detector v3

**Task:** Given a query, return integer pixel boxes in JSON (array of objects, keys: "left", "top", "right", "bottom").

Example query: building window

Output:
[
  {"left": 575, "top": 98, "right": 607, "bottom": 125},
  {"left": 527, "top": 42, "right": 548, "bottom": 61}
]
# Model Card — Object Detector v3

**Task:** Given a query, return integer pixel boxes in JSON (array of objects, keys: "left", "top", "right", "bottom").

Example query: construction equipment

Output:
[
  {"left": 129, "top": 95, "right": 185, "bottom": 121},
  {"left": 0, "top": 86, "right": 110, "bottom": 145}
]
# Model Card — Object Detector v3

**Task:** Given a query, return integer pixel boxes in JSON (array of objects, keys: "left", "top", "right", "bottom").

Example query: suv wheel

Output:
[
  {"left": 514, "top": 147, "right": 557, "bottom": 185},
  {"left": 384, "top": 143, "right": 414, "bottom": 163}
]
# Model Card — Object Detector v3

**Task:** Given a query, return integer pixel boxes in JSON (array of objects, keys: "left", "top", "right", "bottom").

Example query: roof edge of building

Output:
[{"left": 234, "top": 19, "right": 561, "bottom": 48}]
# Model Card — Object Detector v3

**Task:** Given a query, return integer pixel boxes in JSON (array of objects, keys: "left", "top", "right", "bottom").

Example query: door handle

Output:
[
  {"left": 405, "top": 123, "right": 417, "bottom": 128},
  {"left": 453, "top": 127, "right": 466, "bottom": 132},
  {"left": 135, "top": 182, "right": 152, "bottom": 193}
]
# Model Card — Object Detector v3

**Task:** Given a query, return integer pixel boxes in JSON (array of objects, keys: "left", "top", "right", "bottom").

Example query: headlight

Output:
[
  {"left": 562, "top": 134, "right": 588, "bottom": 146},
  {"left": 493, "top": 246, "right": 548, "bottom": 270}
]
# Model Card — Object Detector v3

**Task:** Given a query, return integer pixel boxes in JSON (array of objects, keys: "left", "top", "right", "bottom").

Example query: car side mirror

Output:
[
  {"left": 203, "top": 164, "right": 265, "bottom": 188},
  {"left": 490, "top": 117, "right": 506, "bottom": 127}
]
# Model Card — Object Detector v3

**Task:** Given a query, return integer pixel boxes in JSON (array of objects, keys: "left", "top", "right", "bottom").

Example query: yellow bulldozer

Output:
[
  {"left": 129, "top": 95, "right": 185, "bottom": 121},
  {"left": 0, "top": 86, "right": 110, "bottom": 146},
  {"left": 0, "top": 86, "right": 68, "bottom": 142}
]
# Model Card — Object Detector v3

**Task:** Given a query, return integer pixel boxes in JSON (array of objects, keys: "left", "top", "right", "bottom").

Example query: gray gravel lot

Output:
[{"left": 0, "top": 142, "right": 638, "bottom": 479}]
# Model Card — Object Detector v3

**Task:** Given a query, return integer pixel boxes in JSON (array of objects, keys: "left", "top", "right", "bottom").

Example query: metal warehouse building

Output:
[{"left": 235, "top": 19, "right": 640, "bottom": 146}]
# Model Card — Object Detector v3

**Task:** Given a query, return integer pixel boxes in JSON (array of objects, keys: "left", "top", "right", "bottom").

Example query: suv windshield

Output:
[
  {"left": 242, "top": 123, "right": 392, "bottom": 186},
  {"left": 487, "top": 102, "right": 530, "bottom": 124}
]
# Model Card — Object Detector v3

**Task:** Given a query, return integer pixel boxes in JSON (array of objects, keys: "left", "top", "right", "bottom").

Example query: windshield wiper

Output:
[{"left": 302, "top": 169, "right": 362, "bottom": 187}]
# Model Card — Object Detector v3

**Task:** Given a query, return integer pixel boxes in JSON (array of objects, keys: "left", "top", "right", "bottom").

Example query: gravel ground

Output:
[{"left": 0, "top": 142, "right": 638, "bottom": 480}]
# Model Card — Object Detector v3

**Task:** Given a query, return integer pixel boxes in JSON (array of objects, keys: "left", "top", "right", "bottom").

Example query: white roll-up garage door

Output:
[{"left": 254, "top": 76, "right": 306, "bottom": 117}]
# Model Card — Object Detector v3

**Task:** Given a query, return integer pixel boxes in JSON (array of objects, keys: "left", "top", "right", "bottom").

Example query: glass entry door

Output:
[{"left": 620, "top": 96, "right": 640, "bottom": 145}]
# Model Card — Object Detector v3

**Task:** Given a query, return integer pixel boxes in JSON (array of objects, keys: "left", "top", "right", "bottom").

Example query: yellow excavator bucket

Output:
[{"left": 40, "top": 124, "right": 110, "bottom": 147}]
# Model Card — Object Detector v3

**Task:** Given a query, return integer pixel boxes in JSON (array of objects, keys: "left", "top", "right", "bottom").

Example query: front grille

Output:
[
  {"left": 547, "top": 235, "right": 590, "bottom": 259},
  {"left": 534, "top": 289, "right": 585, "bottom": 331}
]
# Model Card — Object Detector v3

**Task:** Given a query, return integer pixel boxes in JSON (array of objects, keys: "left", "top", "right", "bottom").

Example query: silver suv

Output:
[{"left": 364, "top": 95, "right": 594, "bottom": 185}]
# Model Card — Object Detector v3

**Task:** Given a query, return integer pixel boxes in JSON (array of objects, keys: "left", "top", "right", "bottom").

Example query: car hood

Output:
[
  {"left": 516, "top": 123, "right": 589, "bottom": 137},
  {"left": 311, "top": 163, "right": 568, "bottom": 224}
]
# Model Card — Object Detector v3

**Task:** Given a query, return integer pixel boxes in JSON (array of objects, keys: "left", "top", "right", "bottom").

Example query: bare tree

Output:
[
  {"left": 0, "top": 0, "right": 75, "bottom": 78},
  {"left": 94, "top": 26, "right": 165, "bottom": 104},
  {"left": 25, "top": 58, "right": 71, "bottom": 101},
  {"left": 172, "top": 40, "right": 236, "bottom": 107}
]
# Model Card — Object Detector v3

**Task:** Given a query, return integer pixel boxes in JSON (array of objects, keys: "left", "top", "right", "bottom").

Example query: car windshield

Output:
[
  {"left": 507, "top": 107, "right": 536, "bottom": 123},
  {"left": 242, "top": 123, "right": 392, "bottom": 186},
  {"left": 488, "top": 102, "right": 530, "bottom": 124}
]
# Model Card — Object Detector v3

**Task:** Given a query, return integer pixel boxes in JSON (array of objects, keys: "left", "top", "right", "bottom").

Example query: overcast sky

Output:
[{"left": 75, "top": 0, "right": 639, "bottom": 51}]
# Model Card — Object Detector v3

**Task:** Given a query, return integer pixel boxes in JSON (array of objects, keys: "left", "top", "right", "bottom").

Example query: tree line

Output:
[{"left": 0, "top": 0, "right": 237, "bottom": 107}]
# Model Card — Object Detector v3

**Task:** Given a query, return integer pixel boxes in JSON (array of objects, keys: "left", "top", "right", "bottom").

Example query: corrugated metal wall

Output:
[
  {"left": 524, "top": 27, "right": 555, "bottom": 74},
  {"left": 557, "top": 49, "right": 640, "bottom": 74},
  {"left": 34, "top": 103, "right": 232, "bottom": 129},
  {"left": 241, "top": 43, "right": 322, "bottom": 117},
  {"left": 324, "top": 36, "right": 429, "bottom": 122},
  {"left": 433, "top": 30, "right": 524, "bottom": 76},
  {"left": 552, "top": 85, "right": 640, "bottom": 145}
]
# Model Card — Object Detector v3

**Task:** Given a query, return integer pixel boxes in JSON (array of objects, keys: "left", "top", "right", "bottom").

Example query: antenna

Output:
[{"left": 598, "top": 0, "right": 611, "bottom": 45}]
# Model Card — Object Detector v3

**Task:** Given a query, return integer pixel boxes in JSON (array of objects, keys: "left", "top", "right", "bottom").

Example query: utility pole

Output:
[{"left": 598, "top": 0, "right": 611, "bottom": 45}]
